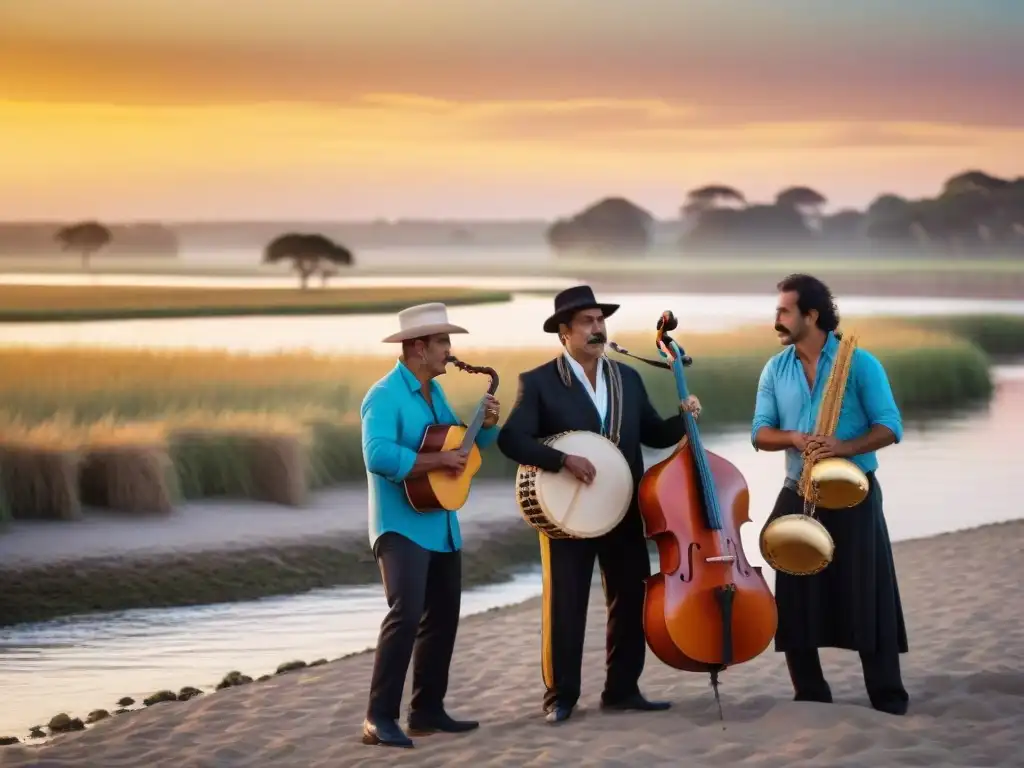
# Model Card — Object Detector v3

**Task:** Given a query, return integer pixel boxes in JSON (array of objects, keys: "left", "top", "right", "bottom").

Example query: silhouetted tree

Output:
[
  {"left": 821, "top": 209, "right": 866, "bottom": 241},
  {"left": 264, "top": 233, "right": 354, "bottom": 289},
  {"left": 862, "top": 173, "right": 1024, "bottom": 252},
  {"left": 546, "top": 197, "right": 654, "bottom": 255},
  {"left": 546, "top": 219, "right": 576, "bottom": 251},
  {"left": 54, "top": 221, "right": 112, "bottom": 269},
  {"left": 681, "top": 185, "right": 746, "bottom": 218},
  {"left": 684, "top": 204, "right": 812, "bottom": 246},
  {"left": 942, "top": 170, "right": 1011, "bottom": 197},
  {"left": 775, "top": 186, "right": 824, "bottom": 213},
  {"left": 863, "top": 194, "right": 916, "bottom": 243},
  {"left": 775, "top": 186, "right": 828, "bottom": 231}
]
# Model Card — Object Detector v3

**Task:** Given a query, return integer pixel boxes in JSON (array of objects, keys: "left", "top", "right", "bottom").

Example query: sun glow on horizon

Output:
[
  {"left": 2, "top": 96, "right": 1023, "bottom": 219},
  {"left": 2, "top": 0, "right": 1023, "bottom": 219}
]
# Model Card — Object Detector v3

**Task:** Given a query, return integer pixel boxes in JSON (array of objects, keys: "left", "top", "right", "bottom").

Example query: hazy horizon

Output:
[{"left": 2, "top": 0, "right": 1023, "bottom": 221}]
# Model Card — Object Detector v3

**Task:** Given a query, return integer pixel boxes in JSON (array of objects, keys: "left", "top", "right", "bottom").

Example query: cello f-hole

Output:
[
  {"left": 679, "top": 541, "right": 700, "bottom": 582},
  {"left": 726, "top": 538, "right": 751, "bottom": 577}
]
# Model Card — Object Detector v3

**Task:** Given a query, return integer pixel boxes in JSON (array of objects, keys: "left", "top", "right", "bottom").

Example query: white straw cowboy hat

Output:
[{"left": 381, "top": 302, "right": 469, "bottom": 343}]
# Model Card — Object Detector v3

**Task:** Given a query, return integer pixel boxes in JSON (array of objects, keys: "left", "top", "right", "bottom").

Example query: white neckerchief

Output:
[{"left": 562, "top": 351, "right": 607, "bottom": 423}]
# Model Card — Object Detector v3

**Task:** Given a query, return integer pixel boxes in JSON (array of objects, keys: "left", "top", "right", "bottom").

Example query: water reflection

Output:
[
  {"left": 0, "top": 372, "right": 1020, "bottom": 738},
  {"left": 2, "top": 293, "right": 1023, "bottom": 355},
  {"left": 0, "top": 571, "right": 543, "bottom": 735}
]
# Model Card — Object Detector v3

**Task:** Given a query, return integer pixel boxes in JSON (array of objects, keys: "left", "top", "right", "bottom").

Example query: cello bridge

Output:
[{"left": 705, "top": 555, "right": 736, "bottom": 563}]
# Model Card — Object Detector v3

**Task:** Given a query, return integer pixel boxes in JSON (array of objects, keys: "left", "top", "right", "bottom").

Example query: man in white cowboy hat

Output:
[
  {"left": 497, "top": 285, "right": 701, "bottom": 725},
  {"left": 360, "top": 302, "right": 501, "bottom": 749}
]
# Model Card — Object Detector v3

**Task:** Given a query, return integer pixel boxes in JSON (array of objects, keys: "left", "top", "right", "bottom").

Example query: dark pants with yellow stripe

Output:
[{"left": 538, "top": 509, "right": 650, "bottom": 711}]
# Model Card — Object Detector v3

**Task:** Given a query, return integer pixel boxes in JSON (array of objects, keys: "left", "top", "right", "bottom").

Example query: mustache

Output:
[
  {"left": 587, "top": 333, "right": 607, "bottom": 344},
  {"left": 775, "top": 325, "right": 790, "bottom": 334}
]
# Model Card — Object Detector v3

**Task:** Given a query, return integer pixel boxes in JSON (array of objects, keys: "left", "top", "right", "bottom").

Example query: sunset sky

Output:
[{"left": 2, "top": 0, "right": 1023, "bottom": 221}]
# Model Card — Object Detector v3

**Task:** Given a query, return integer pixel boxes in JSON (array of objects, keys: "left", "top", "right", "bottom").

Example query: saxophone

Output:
[{"left": 799, "top": 332, "right": 870, "bottom": 513}]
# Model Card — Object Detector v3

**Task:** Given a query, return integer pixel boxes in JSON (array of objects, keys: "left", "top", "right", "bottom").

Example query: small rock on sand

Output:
[{"left": 143, "top": 691, "right": 177, "bottom": 707}]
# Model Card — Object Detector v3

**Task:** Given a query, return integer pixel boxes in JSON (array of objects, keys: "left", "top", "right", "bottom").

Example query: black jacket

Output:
[{"left": 497, "top": 357, "right": 685, "bottom": 494}]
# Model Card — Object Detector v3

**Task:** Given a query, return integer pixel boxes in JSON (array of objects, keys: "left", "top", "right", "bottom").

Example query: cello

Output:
[{"left": 616, "top": 311, "right": 777, "bottom": 712}]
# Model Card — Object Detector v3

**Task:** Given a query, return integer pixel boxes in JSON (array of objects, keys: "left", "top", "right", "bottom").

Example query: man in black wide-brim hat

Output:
[{"left": 497, "top": 285, "right": 702, "bottom": 725}]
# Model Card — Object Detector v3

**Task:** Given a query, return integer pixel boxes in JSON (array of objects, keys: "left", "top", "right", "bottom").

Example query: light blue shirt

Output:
[
  {"left": 751, "top": 332, "right": 903, "bottom": 483},
  {"left": 361, "top": 360, "right": 499, "bottom": 552}
]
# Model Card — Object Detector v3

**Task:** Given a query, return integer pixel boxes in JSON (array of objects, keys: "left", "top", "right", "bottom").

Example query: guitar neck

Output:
[{"left": 459, "top": 398, "right": 489, "bottom": 453}]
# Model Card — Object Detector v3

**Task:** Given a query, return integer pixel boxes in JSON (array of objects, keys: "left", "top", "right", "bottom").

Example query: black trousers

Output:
[
  {"left": 538, "top": 510, "right": 650, "bottom": 711},
  {"left": 365, "top": 532, "right": 462, "bottom": 721},
  {"left": 786, "top": 648, "right": 909, "bottom": 715}
]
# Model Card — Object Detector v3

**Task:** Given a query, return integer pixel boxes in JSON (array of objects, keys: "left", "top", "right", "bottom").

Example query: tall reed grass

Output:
[
  {"left": 907, "top": 315, "right": 1024, "bottom": 360},
  {"left": 0, "top": 319, "right": 998, "bottom": 521}
]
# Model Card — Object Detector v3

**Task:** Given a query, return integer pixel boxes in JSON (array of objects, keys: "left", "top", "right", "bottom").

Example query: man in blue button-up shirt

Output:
[
  {"left": 752, "top": 274, "right": 910, "bottom": 716},
  {"left": 360, "top": 303, "right": 500, "bottom": 748}
]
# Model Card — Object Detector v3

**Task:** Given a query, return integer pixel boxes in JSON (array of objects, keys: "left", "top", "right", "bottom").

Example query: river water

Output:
[
  {"left": 1, "top": 290, "right": 1023, "bottom": 354},
  {"left": 1, "top": 366, "right": 1021, "bottom": 738}
]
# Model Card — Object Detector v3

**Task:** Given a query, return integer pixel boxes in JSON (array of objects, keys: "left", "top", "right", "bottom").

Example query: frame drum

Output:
[
  {"left": 516, "top": 431, "right": 634, "bottom": 539},
  {"left": 760, "top": 513, "right": 835, "bottom": 577}
]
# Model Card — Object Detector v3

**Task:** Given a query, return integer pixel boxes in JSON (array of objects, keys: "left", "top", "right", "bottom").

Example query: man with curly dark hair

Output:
[{"left": 751, "top": 273, "right": 910, "bottom": 716}]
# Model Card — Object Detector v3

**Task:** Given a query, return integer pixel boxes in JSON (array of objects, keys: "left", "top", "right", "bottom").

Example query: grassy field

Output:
[
  {"left": 0, "top": 285, "right": 512, "bottom": 322},
  {"left": 0, "top": 315, "right": 1010, "bottom": 526}
]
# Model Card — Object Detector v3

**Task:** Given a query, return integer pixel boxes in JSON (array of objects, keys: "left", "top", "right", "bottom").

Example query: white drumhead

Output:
[{"left": 536, "top": 432, "right": 634, "bottom": 538}]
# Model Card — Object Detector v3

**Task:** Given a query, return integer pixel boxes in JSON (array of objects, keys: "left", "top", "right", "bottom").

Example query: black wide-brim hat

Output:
[{"left": 542, "top": 285, "right": 620, "bottom": 333}]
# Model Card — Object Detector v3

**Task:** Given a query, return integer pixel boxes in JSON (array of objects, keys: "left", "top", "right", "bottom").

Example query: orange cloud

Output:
[
  {"left": 337, "top": 95, "right": 1023, "bottom": 153},
  {"left": 4, "top": 29, "right": 1024, "bottom": 131}
]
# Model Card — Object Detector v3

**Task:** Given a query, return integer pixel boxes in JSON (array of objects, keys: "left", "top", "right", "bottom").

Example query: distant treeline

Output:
[
  {"left": 548, "top": 170, "right": 1024, "bottom": 257},
  {"left": 4, "top": 168, "right": 1021, "bottom": 259},
  {"left": 0, "top": 222, "right": 178, "bottom": 258}
]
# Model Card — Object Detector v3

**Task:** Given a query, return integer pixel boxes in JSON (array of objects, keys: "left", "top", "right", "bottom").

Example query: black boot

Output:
[
  {"left": 362, "top": 717, "right": 414, "bottom": 748},
  {"left": 600, "top": 693, "right": 671, "bottom": 712},
  {"left": 407, "top": 709, "right": 479, "bottom": 735}
]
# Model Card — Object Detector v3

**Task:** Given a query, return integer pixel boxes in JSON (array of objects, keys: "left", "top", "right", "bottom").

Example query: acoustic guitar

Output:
[{"left": 403, "top": 355, "right": 500, "bottom": 513}]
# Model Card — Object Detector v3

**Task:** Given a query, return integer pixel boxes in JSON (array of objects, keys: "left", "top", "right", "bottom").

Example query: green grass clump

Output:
[{"left": 907, "top": 315, "right": 1024, "bottom": 359}]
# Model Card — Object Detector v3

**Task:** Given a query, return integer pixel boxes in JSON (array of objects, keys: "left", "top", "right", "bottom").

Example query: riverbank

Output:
[
  {"left": 0, "top": 366, "right": 1018, "bottom": 644},
  {"left": 2, "top": 519, "right": 1020, "bottom": 766},
  {"left": 0, "top": 483, "right": 533, "bottom": 627}
]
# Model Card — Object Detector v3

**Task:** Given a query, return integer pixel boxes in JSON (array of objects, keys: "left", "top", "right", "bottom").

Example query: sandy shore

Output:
[
  {"left": 2, "top": 520, "right": 1021, "bottom": 767},
  {"left": 0, "top": 482, "right": 521, "bottom": 567}
]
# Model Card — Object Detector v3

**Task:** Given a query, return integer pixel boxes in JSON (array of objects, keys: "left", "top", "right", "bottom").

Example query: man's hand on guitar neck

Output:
[{"left": 481, "top": 394, "right": 502, "bottom": 429}]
